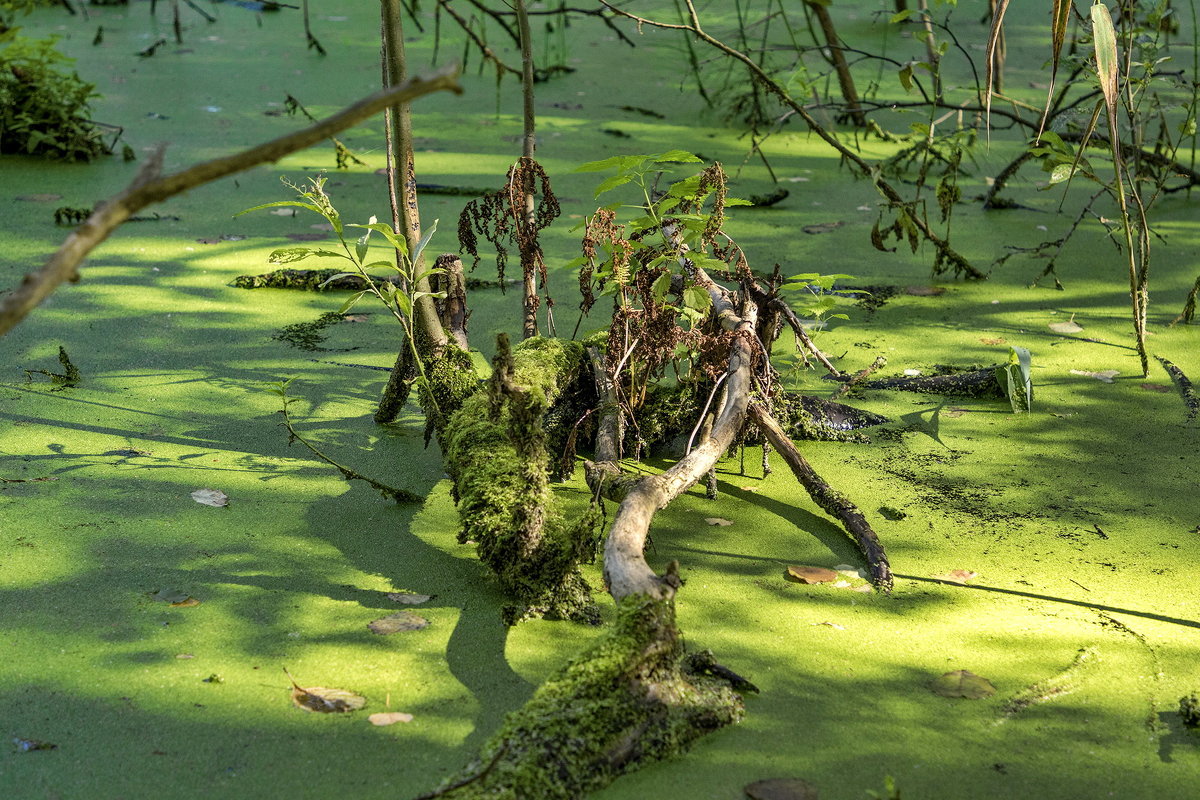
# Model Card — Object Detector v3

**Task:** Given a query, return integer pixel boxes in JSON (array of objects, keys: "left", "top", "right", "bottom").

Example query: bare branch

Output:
[{"left": 0, "top": 66, "right": 461, "bottom": 339}]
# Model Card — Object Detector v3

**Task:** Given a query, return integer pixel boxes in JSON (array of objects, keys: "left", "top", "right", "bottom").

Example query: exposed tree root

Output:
[
  {"left": 749, "top": 403, "right": 893, "bottom": 590},
  {"left": 861, "top": 365, "right": 1006, "bottom": 398},
  {"left": 1155, "top": 356, "right": 1199, "bottom": 423}
]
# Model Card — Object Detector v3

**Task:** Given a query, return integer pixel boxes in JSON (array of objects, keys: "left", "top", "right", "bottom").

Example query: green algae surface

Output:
[{"left": 2, "top": 3, "right": 1199, "bottom": 799}]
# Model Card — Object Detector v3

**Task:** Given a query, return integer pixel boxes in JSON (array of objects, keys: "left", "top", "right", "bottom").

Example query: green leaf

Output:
[
  {"left": 234, "top": 200, "right": 323, "bottom": 218},
  {"left": 1091, "top": 2, "right": 1120, "bottom": 118},
  {"left": 348, "top": 222, "right": 409, "bottom": 256},
  {"left": 268, "top": 247, "right": 317, "bottom": 265},
  {"left": 318, "top": 272, "right": 359, "bottom": 289},
  {"left": 890, "top": 8, "right": 915, "bottom": 23},
  {"left": 682, "top": 285, "right": 712, "bottom": 312},
  {"left": 650, "top": 149, "right": 702, "bottom": 164},
  {"left": 593, "top": 173, "right": 634, "bottom": 198},
  {"left": 650, "top": 271, "right": 673, "bottom": 301},
  {"left": 575, "top": 154, "right": 640, "bottom": 173},
  {"left": 355, "top": 230, "right": 370, "bottom": 264},
  {"left": 337, "top": 291, "right": 368, "bottom": 314},
  {"left": 1048, "top": 163, "right": 1076, "bottom": 185},
  {"left": 411, "top": 219, "right": 439, "bottom": 266},
  {"left": 392, "top": 291, "right": 412, "bottom": 318}
]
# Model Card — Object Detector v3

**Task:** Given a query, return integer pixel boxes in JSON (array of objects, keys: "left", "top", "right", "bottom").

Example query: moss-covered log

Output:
[
  {"left": 419, "top": 589, "right": 747, "bottom": 800},
  {"left": 441, "top": 334, "right": 600, "bottom": 624}
]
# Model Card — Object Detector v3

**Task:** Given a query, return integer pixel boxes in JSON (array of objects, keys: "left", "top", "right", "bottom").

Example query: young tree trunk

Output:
[
  {"left": 516, "top": 0, "right": 542, "bottom": 339},
  {"left": 376, "top": 0, "right": 451, "bottom": 424}
]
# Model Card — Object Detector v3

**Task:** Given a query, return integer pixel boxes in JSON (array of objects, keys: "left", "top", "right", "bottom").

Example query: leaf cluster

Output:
[{"left": 0, "top": 28, "right": 108, "bottom": 160}]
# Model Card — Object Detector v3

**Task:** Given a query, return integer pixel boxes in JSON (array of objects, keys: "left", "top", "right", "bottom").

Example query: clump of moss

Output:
[
  {"left": 271, "top": 311, "right": 349, "bottom": 351},
  {"left": 1181, "top": 693, "right": 1200, "bottom": 728},
  {"left": 419, "top": 341, "right": 481, "bottom": 439},
  {"left": 441, "top": 335, "right": 599, "bottom": 623},
  {"left": 426, "top": 591, "right": 746, "bottom": 799}
]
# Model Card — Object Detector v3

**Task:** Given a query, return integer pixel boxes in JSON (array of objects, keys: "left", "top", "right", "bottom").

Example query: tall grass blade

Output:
[
  {"left": 1035, "top": 0, "right": 1075, "bottom": 143},
  {"left": 983, "top": 0, "right": 1012, "bottom": 138}
]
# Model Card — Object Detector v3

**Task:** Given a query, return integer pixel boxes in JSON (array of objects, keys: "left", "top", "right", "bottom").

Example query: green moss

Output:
[
  {"left": 420, "top": 340, "right": 480, "bottom": 437},
  {"left": 430, "top": 593, "right": 745, "bottom": 799},
  {"left": 441, "top": 336, "right": 598, "bottom": 623}
]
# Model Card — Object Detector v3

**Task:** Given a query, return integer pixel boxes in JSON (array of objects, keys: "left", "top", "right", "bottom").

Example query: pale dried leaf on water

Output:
[
  {"left": 980, "top": 337, "right": 1007, "bottom": 346},
  {"left": 786, "top": 565, "right": 839, "bottom": 584},
  {"left": 368, "top": 711, "right": 414, "bottom": 726},
  {"left": 368, "top": 611, "right": 428, "bottom": 634},
  {"left": 1140, "top": 383, "right": 1173, "bottom": 393},
  {"left": 386, "top": 592, "right": 432, "bottom": 605},
  {"left": 705, "top": 517, "right": 734, "bottom": 527},
  {"left": 905, "top": 286, "right": 945, "bottom": 296},
  {"left": 813, "top": 621, "right": 846, "bottom": 630},
  {"left": 1049, "top": 318, "right": 1084, "bottom": 334},
  {"left": 1070, "top": 369, "right": 1119, "bottom": 383},
  {"left": 285, "top": 669, "right": 365, "bottom": 713},
  {"left": 834, "top": 564, "right": 869, "bottom": 579},
  {"left": 190, "top": 488, "right": 229, "bottom": 507},
  {"left": 802, "top": 221, "right": 844, "bottom": 235},
  {"left": 931, "top": 569, "right": 977, "bottom": 585},
  {"left": 931, "top": 669, "right": 996, "bottom": 699},
  {"left": 269, "top": 208, "right": 297, "bottom": 216},
  {"left": 149, "top": 588, "right": 200, "bottom": 607},
  {"left": 744, "top": 777, "right": 820, "bottom": 800}
]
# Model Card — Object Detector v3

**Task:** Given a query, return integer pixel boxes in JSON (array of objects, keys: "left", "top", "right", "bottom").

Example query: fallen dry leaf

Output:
[
  {"left": 1070, "top": 369, "right": 1119, "bottom": 383},
  {"left": 931, "top": 569, "right": 977, "bottom": 585},
  {"left": 1049, "top": 318, "right": 1084, "bottom": 334},
  {"left": 190, "top": 488, "right": 229, "bottom": 507},
  {"left": 744, "top": 777, "right": 820, "bottom": 800},
  {"left": 850, "top": 584, "right": 874, "bottom": 593},
  {"left": 813, "top": 621, "right": 845, "bottom": 630},
  {"left": 1140, "top": 383, "right": 1173, "bottom": 393},
  {"left": 832, "top": 579, "right": 852, "bottom": 588},
  {"left": 704, "top": 517, "right": 734, "bottom": 526},
  {"left": 368, "top": 711, "right": 414, "bottom": 726},
  {"left": 342, "top": 314, "right": 370, "bottom": 323},
  {"left": 786, "top": 565, "right": 839, "bottom": 584},
  {"left": 905, "top": 285, "right": 945, "bottom": 296},
  {"left": 386, "top": 592, "right": 432, "bottom": 605},
  {"left": 149, "top": 588, "right": 199, "bottom": 606},
  {"left": 285, "top": 669, "right": 365, "bottom": 713},
  {"left": 368, "top": 611, "right": 429, "bottom": 634},
  {"left": 802, "top": 221, "right": 844, "bottom": 235},
  {"left": 930, "top": 669, "right": 996, "bottom": 699},
  {"left": 980, "top": 337, "right": 1007, "bottom": 345}
]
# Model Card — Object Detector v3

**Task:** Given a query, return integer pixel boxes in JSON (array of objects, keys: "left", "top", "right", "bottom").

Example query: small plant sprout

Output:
[{"left": 238, "top": 176, "right": 445, "bottom": 405}]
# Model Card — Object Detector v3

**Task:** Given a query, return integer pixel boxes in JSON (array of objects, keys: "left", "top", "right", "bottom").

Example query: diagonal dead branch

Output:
[{"left": 0, "top": 66, "right": 462, "bottom": 339}]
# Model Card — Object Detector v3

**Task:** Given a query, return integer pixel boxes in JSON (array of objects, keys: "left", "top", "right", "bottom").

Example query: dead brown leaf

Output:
[
  {"left": 786, "top": 565, "right": 839, "bottom": 584},
  {"left": 744, "top": 777, "right": 820, "bottom": 800},
  {"left": 386, "top": 592, "right": 432, "bottom": 605},
  {"left": 285, "top": 669, "right": 365, "bottom": 713},
  {"left": 931, "top": 569, "right": 977, "bottom": 585},
  {"left": 1140, "top": 383, "right": 1173, "bottom": 393},
  {"left": 368, "top": 611, "right": 429, "bottom": 634},
  {"left": 802, "top": 221, "right": 844, "bottom": 235},
  {"left": 368, "top": 711, "right": 414, "bottom": 726},
  {"left": 704, "top": 517, "right": 734, "bottom": 526},
  {"left": 980, "top": 337, "right": 1007, "bottom": 345},
  {"left": 1049, "top": 318, "right": 1084, "bottom": 334},
  {"left": 905, "top": 286, "right": 945, "bottom": 296},
  {"left": 930, "top": 669, "right": 996, "bottom": 699}
]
